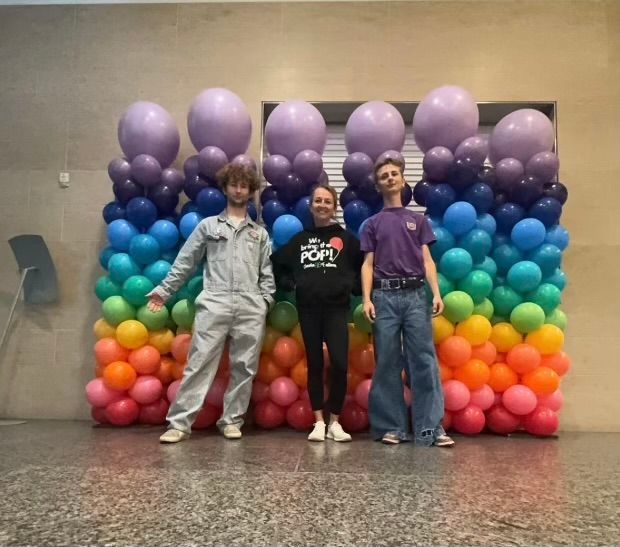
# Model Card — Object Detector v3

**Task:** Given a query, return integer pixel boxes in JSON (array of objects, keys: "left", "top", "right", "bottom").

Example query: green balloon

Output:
[
  {"left": 188, "top": 276, "right": 203, "bottom": 301},
  {"left": 510, "top": 302, "right": 545, "bottom": 334},
  {"left": 268, "top": 301, "right": 298, "bottom": 333},
  {"left": 443, "top": 291, "right": 474, "bottom": 323},
  {"left": 526, "top": 283, "right": 562, "bottom": 314},
  {"left": 472, "top": 298, "right": 494, "bottom": 320},
  {"left": 545, "top": 308, "right": 567, "bottom": 330},
  {"left": 457, "top": 270, "right": 494, "bottom": 304},
  {"left": 137, "top": 305, "right": 169, "bottom": 331},
  {"left": 353, "top": 304, "right": 372, "bottom": 334},
  {"left": 490, "top": 286, "right": 523, "bottom": 317},
  {"left": 438, "top": 273, "right": 455, "bottom": 298},
  {"left": 102, "top": 296, "right": 136, "bottom": 326},
  {"left": 491, "top": 315, "right": 507, "bottom": 325},
  {"left": 171, "top": 299, "right": 196, "bottom": 329},
  {"left": 95, "top": 276, "right": 121, "bottom": 302},
  {"left": 348, "top": 295, "right": 363, "bottom": 322},
  {"left": 165, "top": 316, "right": 178, "bottom": 330},
  {"left": 122, "top": 275, "right": 154, "bottom": 307}
]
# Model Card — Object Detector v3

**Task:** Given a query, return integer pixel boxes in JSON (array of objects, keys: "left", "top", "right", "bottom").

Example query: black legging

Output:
[{"left": 298, "top": 307, "right": 349, "bottom": 415}]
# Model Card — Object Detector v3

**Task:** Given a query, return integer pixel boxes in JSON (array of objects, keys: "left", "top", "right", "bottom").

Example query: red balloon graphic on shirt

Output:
[{"left": 330, "top": 237, "right": 344, "bottom": 252}]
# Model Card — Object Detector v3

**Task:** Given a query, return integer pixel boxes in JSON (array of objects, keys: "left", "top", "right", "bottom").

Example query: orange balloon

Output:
[
  {"left": 488, "top": 362, "right": 518, "bottom": 393},
  {"left": 454, "top": 359, "right": 490, "bottom": 390},
  {"left": 347, "top": 370, "right": 365, "bottom": 395},
  {"left": 272, "top": 336, "right": 303, "bottom": 369},
  {"left": 439, "top": 363, "right": 453, "bottom": 382},
  {"left": 490, "top": 322, "right": 523, "bottom": 353},
  {"left": 171, "top": 334, "right": 192, "bottom": 363},
  {"left": 471, "top": 341, "right": 497, "bottom": 366},
  {"left": 171, "top": 360, "right": 186, "bottom": 381},
  {"left": 438, "top": 336, "right": 472, "bottom": 368},
  {"left": 155, "top": 356, "right": 175, "bottom": 385},
  {"left": 506, "top": 343, "right": 541, "bottom": 374},
  {"left": 348, "top": 324, "right": 369, "bottom": 351},
  {"left": 290, "top": 358, "right": 308, "bottom": 389},
  {"left": 148, "top": 329, "right": 175, "bottom": 354},
  {"left": 128, "top": 345, "right": 161, "bottom": 374},
  {"left": 495, "top": 352, "right": 507, "bottom": 363},
  {"left": 262, "top": 326, "right": 283, "bottom": 353},
  {"left": 103, "top": 361, "right": 137, "bottom": 390},
  {"left": 522, "top": 366, "right": 560, "bottom": 395},
  {"left": 256, "top": 354, "right": 286, "bottom": 384},
  {"left": 349, "top": 344, "right": 375, "bottom": 375},
  {"left": 541, "top": 351, "right": 571, "bottom": 376},
  {"left": 290, "top": 324, "right": 305, "bottom": 348},
  {"left": 94, "top": 337, "right": 129, "bottom": 366}
]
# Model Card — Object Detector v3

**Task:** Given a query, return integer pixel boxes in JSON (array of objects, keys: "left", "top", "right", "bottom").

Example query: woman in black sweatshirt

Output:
[{"left": 271, "top": 185, "right": 363, "bottom": 442}]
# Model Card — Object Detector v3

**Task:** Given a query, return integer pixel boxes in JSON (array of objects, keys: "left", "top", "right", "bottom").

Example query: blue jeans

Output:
[{"left": 369, "top": 287, "right": 446, "bottom": 446}]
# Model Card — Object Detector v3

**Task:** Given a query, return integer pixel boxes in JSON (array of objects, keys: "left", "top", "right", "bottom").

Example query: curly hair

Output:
[{"left": 216, "top": 163, "right": 260, "bottom": 194}]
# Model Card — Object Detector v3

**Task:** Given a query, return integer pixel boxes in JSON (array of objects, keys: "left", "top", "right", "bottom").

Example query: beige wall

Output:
[{"left": 0, "top": 1, "right": 618, "bottom": 430}]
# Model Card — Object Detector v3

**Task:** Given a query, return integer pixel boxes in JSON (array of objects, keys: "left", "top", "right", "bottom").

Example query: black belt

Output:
[{"left": 373, "top": 277, "right": 425, "bottom": 290}]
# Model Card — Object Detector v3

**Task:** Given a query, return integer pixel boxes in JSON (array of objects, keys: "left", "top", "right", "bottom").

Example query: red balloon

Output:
[
  {"left": 193, "top": 403, "right": 220, "bottom": 430},
  {"left": 442, "top": 410, "right": 453, "bottom": 431},
  {"left": 339, "top": 402, "right": 369, "bottom": 432},
  {"left": 105, "top": 397, "right": 139, "bottom": 426},
  {"left": 286, "top": 399, "right": 314, "bottom": 430},
  {"left": 523, "top": 406, "right": 559, "bottom": 437},
  {"left": 254, "top": 400, "right": 286, "bottom": 429},
  {"left": 251, "top": 381, "right": 270, "bottom": 403},
  {"left": 330, "top": 236, "right": 344, "bottom": 252},
  {"left": 206, "top": 377, "right": 228, "bottom": 407},
  {"left": 452, "top": 404, "right": 485, "bottom": 435},
  {"left": 139, "top": 398, "right": 169, "bottom": 425},
  {"left": 91, "top": 406, "right": 109, "bottom": 424},
  {"left": 486, "top": 404, "right": 521, "bottom": 435}
]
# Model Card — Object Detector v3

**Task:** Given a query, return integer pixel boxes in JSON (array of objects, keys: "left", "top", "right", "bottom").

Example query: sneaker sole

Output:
[
  {"left": 308, "top": 436, "right": 325, "bottom": 442},
  {"left": 159, "top": 436, "right": 188, "bottom": 444},
  {"left": 434, "top": 440, "right": 455, "bottom": 447},
  {"left": 326, "top": 433, "right": 352, "bottom": 442},
  {"left": 382, "top": 438, "right": 401, "bottom": 445}
]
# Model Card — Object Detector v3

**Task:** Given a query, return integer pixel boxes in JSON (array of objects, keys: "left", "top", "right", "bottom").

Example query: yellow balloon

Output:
[
  {"left": 455, "top": 315, "right": 492, "bottom": 346},
  {"left": 148, "top": 328, "right": 175, "bottom": 354},
  {"left": 116, "top": 320, "right": 149, "bottom": 350},
  {"left": 432, "top": 316, "right": 454, "bottom": 344},
  {"left": 290, "top": 323, "right": 305, "bottom": 348},
  {"left": 93, "top": 318, "right": 116, "bottom": 340},
  {"left": 526, "top": 324, "right": 564, "bottom": 355},
  {"left": 489, "top": 322, "right": 522, "bottom": 353},
  {"left": 348, "top": 323, "right": 369, "bottom": 351},
  {"left": 262, "top": 326, "right": 284, "bottom": 353}
]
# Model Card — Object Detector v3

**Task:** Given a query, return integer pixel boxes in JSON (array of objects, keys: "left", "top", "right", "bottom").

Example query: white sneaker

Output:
[
  {"left": 223, "top": 424, "right": 242, "bottom": 439},
  {"left": 308, "top": 421, "right": 326, "bottom": 442},
  {"left": 327, "top": 422, "right": 352, "bottom": 442},
  {"left": 159, "top": 429, "right": 190, "bottom": 443}
]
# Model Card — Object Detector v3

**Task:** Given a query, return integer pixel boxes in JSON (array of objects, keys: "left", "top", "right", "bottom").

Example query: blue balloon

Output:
[
  {"left": 260, "top": 186, "right": 279, "bottom": 206},
  {"left": 143, "top": 260, "right": 172, "bottom": 286},
  {"left": 358, "top": 217, "right": 371, "bottom": 238},
  {"left": 492, "top": 232, "right": 510, "bottom": 249},
  {"left": 475, "top": 213, "right": 496, "bottom": 236},
  {"left": 543, "top": 268, "right": 567, "bottom": 291},
  {"left": 494, "top": 202, "right": 525, "bottom": 234},
  {"left": 474, "top": 256, "right": 498, "bottom": 279},
  {"left": 443, "top": 201, "right": 477, "bottom": 236},
  {"left": 273, "top": 214, "right": 303, "bottom": 247},
  {"left": 462, "top": 182, "right": 494, "bottom": 214},
  {"left": 492, "top": 244, "right": 524, "bottom": 276},
  {"left": 160, "top": 248, "right": 179, "bottom": 264},
  {"left": 343, "top": 200, "right": 371, "bottom": 232},
  {"left": 99, "top": 246, "right": 116, "bottom": 269},
  {"left": 511, "top": 218, "right": 546, "bottom": 251},
  {"left": 430, "top": 226, "right": 456, "bottom": 262},
  {"left": 529, "top": 197, "right": 562, "bottom": 227},
  {"left": 179, "top": 212, "right": 204, "bottom": 239},
  {"left": 458, "top": 228, "right": 492, "bottom": 263},
  {"left": 107, "top": 219, "right": 139, "bottom": 252},
  {"left": 438, "top": 248, "right": 473, "bottom": 281},
  {"left": 339, "top": 186, "right": 359, "bottom": 209},
  {"left": 129, "top": 234, "right": 161, "bottom": 265},
  {"left": 262, "top": 199, "right": 288, "bottom": 229},
  {"left": 293, "top": 196, "right": 313, "bottom": 229},
  {"left": 544, "top": 224, "right": 569, "bottom": 251},
  {"left": 428, "top": 216, "right": 442, "bottom": 230},
  {"left": 126, "top": 197, "right": 158, "bottom": 230},
  {"left": 425, "top": 183, "right": 456, "bottom": 216},
  {"left": 401, "top": 183, "right": 413, "bottom": 207},
  {"left": 103, "top": 201, "right": 126, "bottom": 224},
  {"left": 148, "top": 220, "right": 179, "bottom": 251},
  {"left": 196, "top": 187, "right": 226, "bottom": 218},
  {"left": 507, "top": 261, "right": 542, "bottom": 293},
  {"left": 247, "top": 200, "right": 258, "bottom": 222},
  {"left": 181, "top": 201, "right": 200, "bottom": 216},
  {"left": 527, "top": 243, "right": 562, "bottom": 277},
  {"left": 108, "top": 253, "right": 141, "bottom": 284}
]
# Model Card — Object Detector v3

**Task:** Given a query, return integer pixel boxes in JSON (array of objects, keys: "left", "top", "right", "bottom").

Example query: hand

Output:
[
  {"left": 432, "top": 295, "right": 444, "bottom": 317},
  {"left": 147, "top": 294, "right": 165, "bottom": 313},
  {"left": 363, "top": 300, "right": 376, "bottom": 323}
]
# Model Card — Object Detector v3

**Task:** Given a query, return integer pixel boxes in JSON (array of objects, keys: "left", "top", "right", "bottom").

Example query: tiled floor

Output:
[{"left": 0, "top": 421, "right": 618, "bottom": 546}]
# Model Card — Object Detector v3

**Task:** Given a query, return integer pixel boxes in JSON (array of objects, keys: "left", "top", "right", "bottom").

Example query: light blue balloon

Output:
[
  {"left": 443, "top": 201, "right": 477, "bottom": 236},
  {"left": 148, "top": 220, "right": 180, "bottom": 251},
  {"left": 475, "top": 213, "right": 497, "bottom": 236},
  {"left": 544, "top": 225, "right": 570, "bottom": 251},
  {"left": 492, "top": 244, "right": 523, "bottom": 276},
  {"left": 458, "top": 228, "right": 492, "bottom": 263},
  {"left": 507, "top": 260, "right": 542, "bottom": 293},
  {"left": 129, "top": 234, "right": 161, "bottom": 266},
  {"left": 474, "top": 256, "right": 498, "bottom": 279},
  {"left": 528, "top": 243, "right": 562, "bottom": 277},
  {"left": 107, "top": 219, "right": 139, "bottom": 252},
  {"left": 430, "top": 226, "right": 455, "bottom": 262},
  {"left": 143, "top": 259, "right": 172, "bottom": 286},
  {"left": 438, "top": 248, "right": 473, "bottom": 281},
  {"left": 543, "top": 268, "right": 567, "bottom": 291},
  {"left": 511, "top": 218, "right": 546, "bottom": 251},
  {"left": 273, "top": 214, "right": 304, "bottom": 247},
  {"left": 108, "top": 253, "right": 141, "bottom": 284},
  {"left": 179, "top": 212, "right": 204, "bottom": 239}
]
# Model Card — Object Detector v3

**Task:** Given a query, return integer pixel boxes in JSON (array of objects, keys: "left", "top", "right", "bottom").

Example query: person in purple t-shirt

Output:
[{"left": 360, "top": 158, "right": 454, "bottom": 447}]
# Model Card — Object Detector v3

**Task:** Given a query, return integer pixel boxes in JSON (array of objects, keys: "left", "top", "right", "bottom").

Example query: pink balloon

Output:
[
  {"left": 286, "top": 399, "right": 314, "bottom": 431},
  {"left": 206, "top": 377, "right": 229, "bottom": 408},
  {"left": 443, "top": 380, "right": 471, "bottom": 411},
  {"left": 493, "top": 393, "right": 503, "bottom": 407},
  {"left": 139, "top": 398, "right": 169, "bottom": 425},
  {"left": 537, "top": 389, "right": 564, "bottom": 412},
  {"left": 452, "top": 404, "right": 485, "bottom": 435},
  {"left": 86, "top": 378, "right": 125, "bottom": 408},
  {"left": 254, "top": 400, "right": 286, "bottom": 429},
  {"left": 105, "top": 397, "right": 140, "bottom": 426},
  {"left": 354, "top": 378, "right": 372, "bottom": 409},
  {"left": 269, "top": 377, "right": 299, "bottom": 407},
  {"left": 523, "top": 406, "right": 559, "bottom": 437},
  {"left": 469, "top": 384, "right": 495, "bottom": 411},
  {"left": 502, "top": 384, "right": 538, "bottom": 415},
  {"left": 166, "top": 379, "right": 182, "bottom": 404},
  {"left": 339, "top": 402, "right": 369, "bottom": 432},
  {"left": 251, "top": 381, "right": 270, "bottom": 403},
  {"left": 486, "top": 404, "right": 521, "bottom": 435},
  {"left": 129, "top": 375, "right": 163, "bottom": 405}
]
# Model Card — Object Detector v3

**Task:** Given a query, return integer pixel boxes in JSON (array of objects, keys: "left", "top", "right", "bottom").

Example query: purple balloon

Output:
[
  {"left": 525, "top": 151, "right": 559, "bottom": 183},
  {"left": 509, "top": 176, "right": 544, "bottom": 208},
  {"left": 161, "top": 168, "right": 184, "bottom": 194},
  {"left": 260, "top": 185, "right": 279, "bottom": 206},
  {"left": 543, "top": 182, "right": 568, "bottom": 205},
  {"left": 413, "top": 86, "right": 479, "bottom": 152},
  {"left": 118, "top": 101, "right": 180, "bottom": 168},
  {"left": 293, "top": 150, "right": 323, "bottom": 183},
  {"left": 489, "top": 109, "right": 554, "bottom": 165},
  {"left": 401, "top": 183, "right": 413, "bottom": 207},
  {"left": 231, "top": 154, "right": 257, "bottom": 172},
  {"left": 113, "top": 178, "right": 145, "bottom": 205},
  {"left": 184, "top": 174, "right": 210, "bottom": 201},
  {"left": 356, "top": 175, "right": 382, "bottom": 206},
  {"left": 423, "top": 146, "right": 454, "bottom": 181},
  {"left": 413, "top": 179, "right": 433, "bottom": 206},
  {"left": 130, "top": 154, "right": 162, "bottom": 188},
  {"left": 449, "top": 157, "right": 478, "bottom": 191},
  {"left": 183, "top": 155, "right": 201, "bottom": 178},
  {"left": 278, "top": 173, "right": 306, "bottom": 206},
  {"left": 495, "top": 158, "right": 525, "bottom": 191},
  {"left": 148, "top": 184, "right": 180, "bottom": 214},
  {"left": 455, "top": 135, "right": 488, "bottom": 165},
  {"left": 188, "top": 88, "right": 252, "bottom": 158},
  {"left": 478, "top": 165, "right": 497, "bottom": 189},
  {"left": 375, "top": 150, "right": 405, "bottom": 167},
  {"left": 317, "top": 170, "right": 329, "bottom": 185},
  {"left": 345, "top": 101, "right": 405, "bottom": 161},
  {"left": 339, "top": 186, "right": 359, "bottom": 209},
  {"left": 198, "top": 146, "right": 229, "bottom": 179},
  {"left": 265, "top": 101, "right": 326, "bottom": 162},
  {"left": 262, "top": 155, "right": 292, "bottom": 185},
  {"left": 108, "top": 157, "right": 131, "bottom": 184},
  {"left": 343, "top": 152, "right": 374, "bottom": 185}
]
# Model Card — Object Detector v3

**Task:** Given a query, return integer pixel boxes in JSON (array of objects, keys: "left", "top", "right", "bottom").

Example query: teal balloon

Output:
[
  {"left": 122, "top": 275, "right": 155, "bottom": 307},
  {"left": 510, "top": 302, "right": 545, "bottom": 334},
  {"left": 457, "top": 229, "right": 492, "bottom": 263},
  {"left": 457, "top": 270, "right": 493, "bottom": 304},
  {"left": 443, "top": 291, "right": 474, "bottom": 323},
  {"left": 437, "top": 273, "right": 455, "bottom": 297},
  {"left": 474, "top": 256, "right": 498, "bottom": 279},
  {"left": 129, "top": 234, "right": 161, "bottom": 265},
  {"left": 545, "top": 308, "right": 567, "bottom": 330},
  {"left": 543, "top": 268, "right": 567, "bottom": 291},
  {"left": 102, "top": 296, "right": 136, "bottom": 326},
  {"left": 492, "top": 244, "right": 523, "bottom": 276},
  {"left": 439, "top": 248, "right": 473, "bottom": 281},
  {"left": 108, "top": 253, "right": 141, "bottom": 284},
  {"left": 473, "top": 298, "right": 494, "bottom": 320},
  {"left": 176, "top": 285, "right": 192, "bottom": 303},
  {"left": 527, "top": 243, "right": 562, "bottom": 277},
  {"left": 171, "top": 299, "right": 196, "bottom": 329},
  {"left": 188, "top": 276, "right": 203, "bottom": 301},
  {"left": 507, "top": 261, "right": 542, "bottom": 293},
  {"left": 95, "top": 276, "right": 122, "bottom": 302},
  {"left": 137, "top": 304, "right": 169, "bottom": 331},
  {"left": 526, "top": 283, "right": 562, "bottom": 314},
  {"left": 490, "top": 286, "right": 523, "bottom": 316},
  {"left": 143, "top": 260, "right": 171, "bottom": 286},
  {"left": 430, "top": 227, "right": 455, "bottom": 262},
  {"left": 353, "top": 304, "right": 372, "bottom": 334},
  {"left": 268, "top": 301, "right": 298, "bottom": 333}
]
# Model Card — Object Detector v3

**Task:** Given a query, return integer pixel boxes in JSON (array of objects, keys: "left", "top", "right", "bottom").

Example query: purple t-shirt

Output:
[{"left": 360, "top": 208, "right": 436, "bottom": 279}]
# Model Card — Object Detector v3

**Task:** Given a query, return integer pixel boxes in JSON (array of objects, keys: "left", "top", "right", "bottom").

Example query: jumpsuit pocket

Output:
[{"left": 206, "top": 234, "right": 228, "bottom": 261}]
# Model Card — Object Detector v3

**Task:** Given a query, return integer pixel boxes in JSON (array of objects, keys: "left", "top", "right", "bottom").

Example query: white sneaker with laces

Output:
[
  {"left": 326, "top": 422, "right": 352, "bottom": 442},
  {"left": 307, "top": 421, "right": 326, "bottom": 442},
  {"left": 223, "top": 425, "right": 242, "bottom": 439},
  {"left": 159, "top": 429, "right": 190, "bottom": 444}
]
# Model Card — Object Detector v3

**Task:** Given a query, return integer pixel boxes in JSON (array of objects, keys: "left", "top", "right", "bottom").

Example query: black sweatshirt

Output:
[{"left": 270, "top": 223, "right": 363, "bottom": 310}]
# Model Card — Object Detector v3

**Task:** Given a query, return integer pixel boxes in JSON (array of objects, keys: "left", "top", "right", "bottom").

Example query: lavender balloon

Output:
[
  {"left": 317, "top": 170, "right": 329, "bottom": 185},
  {"left": 198, "top": 146, "right": 228, "bottom": 179},
  {"left": 343, "top": 152, "right": 373, "bottom": 186},
  {"left": 423, "top": 146, "right": 454, "bottom": 181},
  {"left": 495, "top": 158, "right": 525, "bottom": 191},
  {"left": 131, "top": 154, "right": 162, "bottom": 188},
  {"left": 161, "top": 168, "right": 185, "bottom": 194},
  {"left": 118, "top": 101, "right": 180, "bottom": 168},
  {"left": 231, "top": 154, "right": 257, "bottom": 172},
  {"left": 413, "top": 86, "right": 479, "bottom": 153},
  {"left": 108, "top": 157, "right": 131, "bottom": 184},
  {"left": 525, "top": 151, "right": 559, "bottom": 183},
  {"left": 455, "top": 135, "right": 488, "bottom": 165},
  {"left": 188, "top": 88, "right": 252, "bottom": 158},
  {"left": 183, "top": 155, "right": 201, "bottom": 178},
  {"left": 293, "top": 150, "right": 323, "bottom": 183},
  {"left": 263, "top": 155, "right": 292, "bottom": 185},
  {"left": 375, "top": 150, "right": 405, "bottom": 167},
  {"left": 265, "top": 101, "right": 326, "bottom": 162},
  {"left": 345, "top": 101, "right": 405, "bottom": 161}
]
